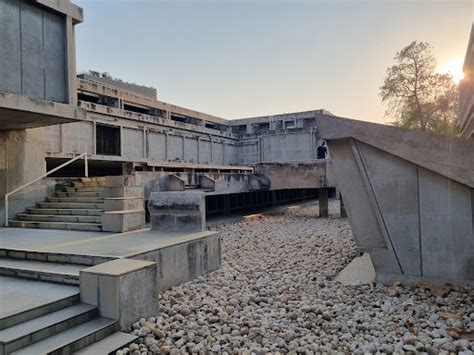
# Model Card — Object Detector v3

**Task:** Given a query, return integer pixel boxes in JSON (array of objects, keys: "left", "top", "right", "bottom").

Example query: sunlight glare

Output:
[{"left": 439, "top": 57, "right": 465, "bottom": 84}]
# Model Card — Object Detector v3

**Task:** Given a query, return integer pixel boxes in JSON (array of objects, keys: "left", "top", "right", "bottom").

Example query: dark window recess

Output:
[{"left": 96, "top": 124, "right": 121, "bottom": 156}]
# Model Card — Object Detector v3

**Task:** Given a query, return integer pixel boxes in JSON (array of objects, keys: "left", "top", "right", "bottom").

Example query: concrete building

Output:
[{"left": 459, "top": 23, "right": 474, "bottom": 139}]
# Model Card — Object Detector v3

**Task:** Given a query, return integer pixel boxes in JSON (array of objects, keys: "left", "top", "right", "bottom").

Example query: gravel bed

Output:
[{"left": 118, "top": 202, "right": 473, "bottom": 354}]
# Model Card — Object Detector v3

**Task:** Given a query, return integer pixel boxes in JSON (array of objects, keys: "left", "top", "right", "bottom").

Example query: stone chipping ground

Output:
[{"left": 118, "top": 202, "right": 474, "bottom": 354}]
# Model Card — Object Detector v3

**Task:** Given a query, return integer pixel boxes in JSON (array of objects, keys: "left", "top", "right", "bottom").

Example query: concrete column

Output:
[
  {"left": 319, "top": 188, "right": 328, "bottom": 218},
  {"left": 340, "top": 194, "right": 347, "bottom": 218},
  {"left": 197, "top": 136, "right": 200, "bottom": 163},
  {"left": 223, "top": 195, "right": 230, "bottom": 215}
]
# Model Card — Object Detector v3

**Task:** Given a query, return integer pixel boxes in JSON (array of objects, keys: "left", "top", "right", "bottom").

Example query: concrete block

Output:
[
  {"left": 104, "top": 175, "right": 137, "bottom": 188},
  {"left": 199, "top": 175, "right": 215, "bottom": 190},
  {"left": 158, "top": 175, "right": 185, "bottom": 191},
  {"left": 101, "top": 211, "right": 145, "bottom": 233},
  {"left": 80, "top": 259, "right": 159, "bottom": 330},
  {"left": 148, "top": 191, "right": 205, "bottom": 232},
  {"left": 104, "top": 198, "right": 144, "bottom": 212},
  {"left": 105, "top": 186, "right": 144, "bottom": 198}
]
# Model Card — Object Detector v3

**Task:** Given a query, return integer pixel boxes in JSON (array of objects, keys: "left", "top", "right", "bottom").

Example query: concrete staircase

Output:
[
  {"left": 0, "top": 255, "right": 138, "bottom": 354},
  {"left": 9, "top": 178, "right": 106, "bottom": 232}
]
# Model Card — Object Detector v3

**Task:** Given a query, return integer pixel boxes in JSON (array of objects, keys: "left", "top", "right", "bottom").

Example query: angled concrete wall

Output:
[{"left": 316, "top": 116, "right": 474, "bottom": 287}]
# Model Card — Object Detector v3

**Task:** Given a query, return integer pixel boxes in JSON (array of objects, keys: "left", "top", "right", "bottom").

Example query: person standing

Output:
[{"left": 317, "top": 141, "right": 328, "bottom": 159}]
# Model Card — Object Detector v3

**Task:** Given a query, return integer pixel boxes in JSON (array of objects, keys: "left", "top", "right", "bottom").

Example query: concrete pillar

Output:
[
  {"left": 223, "top": 195, "right": 230, "bottom": 215},
  {"left": 319, "top": 188, "right": 328, "bottom": 218},
  {"left": 340, "top": 194, "right": 347, "bottom": 218}
]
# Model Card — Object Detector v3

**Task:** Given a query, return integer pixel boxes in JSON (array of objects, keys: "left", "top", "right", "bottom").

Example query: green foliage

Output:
[{"left": 380, "top": 41, "right": 460, "bottom": 136}]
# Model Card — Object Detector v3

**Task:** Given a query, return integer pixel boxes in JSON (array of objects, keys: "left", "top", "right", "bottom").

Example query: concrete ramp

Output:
[{"left": 316, "top": 115, "right": 474, "bottom": 287}]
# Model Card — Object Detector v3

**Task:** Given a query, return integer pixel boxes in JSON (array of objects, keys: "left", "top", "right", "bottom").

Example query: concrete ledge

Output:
[
  {"left": 131, "top": 232, "right": 221, "bottom": 291},
  {"left": 148, "top": 191, "right": 206, "bottom": 232},
  {"left": 80, "top": 259, "right": 159, "bottom": 330}
]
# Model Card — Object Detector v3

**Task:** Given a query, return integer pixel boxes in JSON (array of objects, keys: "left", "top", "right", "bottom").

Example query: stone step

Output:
[
  {"left": 66, "top": 187, "right": 105, "bottom": 193},
  {"left": 27, "top": 208, "right": 103, "bottom": 216},
  {"left": 74, "top": 332, "right": 138, "bottom": 355},
  {"left": 0, "top": 257, "right": 85, "bottom": 285},
  {"left": 48, "top": 197, "right": 104, "bottom": 203},
  {"left": 81, "top": 177, "right": 106, "bottom": 183},
  {"left": 38, "top": 202, "right": 104, "bottom": 209},
  {"left": 9, "top": 220, "right": 102, "bottom": 232},
  {"left": 17, "top": 214, "right": 101, "bottom": 224},
  {"left": 11, "top": 317, "right": 118, "bottom": 355},
  {"left": 56, "top": 192, "right": 105, "bottom": 198},
  {"left": 0, "top": 304, "right": 97, "bottom": 354},
  {"left": 72, "top": 182, "right": 104, "bottom": 189},
  {"left": 0, "top": 278, "right": 80, "bottom": 331}
]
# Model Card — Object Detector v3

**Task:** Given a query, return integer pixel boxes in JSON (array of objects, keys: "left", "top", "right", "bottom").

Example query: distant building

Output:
[{"left": 459, "top": 24, "right": 474, "bottom": 139}]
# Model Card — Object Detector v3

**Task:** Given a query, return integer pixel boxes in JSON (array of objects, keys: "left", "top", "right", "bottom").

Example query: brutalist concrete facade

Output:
[{"left": 316, "top": 115, "right": 474, "bottom": 286}]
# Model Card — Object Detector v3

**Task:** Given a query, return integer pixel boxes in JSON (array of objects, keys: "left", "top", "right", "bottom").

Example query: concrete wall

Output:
[
  {"left": 131, "top": 233, "right": 221, "bottom": 291},
  {"left": 255, "top": 161, "right": 330, "bottom": 190},
  {"left": 43, "top": 115, "right": 240, "bottom": 166},
  {"left": 0, "top": 129, "right": 48, "bottom": 225},
  {"left": 318, "top": 116, "right": 474, "bottom": 286}
]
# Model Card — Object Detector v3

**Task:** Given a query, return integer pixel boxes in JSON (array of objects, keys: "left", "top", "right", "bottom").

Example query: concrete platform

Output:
[{"left": 0, "top": 227, "right": 216, "bottom": 260}]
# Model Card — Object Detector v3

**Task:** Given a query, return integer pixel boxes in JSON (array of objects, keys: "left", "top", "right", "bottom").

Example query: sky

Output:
[{"left": 74, "top": 0, "right": 473, "bottom": 124}]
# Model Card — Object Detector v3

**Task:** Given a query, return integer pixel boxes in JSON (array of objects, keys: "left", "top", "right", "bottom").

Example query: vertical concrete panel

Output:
[
  {"left": 357, "top": 142, "right": 421, "bottom": 276},
  {"left": 148, "top": 132, "right": 166, "bottom": 161},
  {"left": 328, "top": 140, "right": 402, "bottom": 275},
  {"left": 212, "top": 142, "right": 224, "bottom": 164},
  {"left": 199, "top": 140, "right": 211, "bottom": 163},
  {"left": 168, "top": 135, "right": 183, "bottom": 161},
  {"left": 43, "top": 10, "right": 67, "bottom": 103},
  {"left": 42, "top": 125, "right": 61, "bottom": 153},
  {"left": 62, "top": 122, "right": 93, "bottom": 153},
  {"left": 285, "top": 133, "right": 312, "bottom": 161},
  {"left": 418, "top": 168, "right": 474, "bottom": 280},
  {"left": 0, "top": 0, "right": 21, "bottom": 94},
  {"left": 184, "top": 137, "right": 198, "bottom": 163},
  {"left": 20, "top": 1, "right": 45, "bottom": 99},
  {"left": 122, "top": 128, "right": 144, "bottom": 159},
  {"left": 226, "top": 144, "right": 238, "bottom": 165}
]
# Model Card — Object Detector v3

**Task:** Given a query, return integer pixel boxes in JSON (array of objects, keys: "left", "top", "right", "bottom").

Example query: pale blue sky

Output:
[{"left": 74, "top": 0, "right": 473, "bottom": 123}]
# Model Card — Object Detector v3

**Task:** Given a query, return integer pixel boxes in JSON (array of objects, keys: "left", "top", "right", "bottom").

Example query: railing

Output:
[{"left": 4, "top": 152, "right": 89, "bottom": 227}]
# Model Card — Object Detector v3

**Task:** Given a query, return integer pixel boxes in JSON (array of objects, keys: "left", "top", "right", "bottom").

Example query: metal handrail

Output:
[{"left": 4, "top": 152, "right": 89, "bottom": 227}]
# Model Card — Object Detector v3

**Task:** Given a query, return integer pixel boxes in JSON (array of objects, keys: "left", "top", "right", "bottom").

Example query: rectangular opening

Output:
[{"left": 96, "top": 124, "right": 121, "bottom": 156}]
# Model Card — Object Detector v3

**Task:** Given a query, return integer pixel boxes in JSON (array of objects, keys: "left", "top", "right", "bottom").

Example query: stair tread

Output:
[
  {"left": 11, "top": 317, "right": 117, "bottom": 355},
  {"left": 0, "top": 257, "right": 85, "bottom": 277},
  {"left": 0, "top": 303, "right": 96, "bottom": 343},
  {"left": 28, "top": 208, "right": 103, "bottom": 215},
  {"left": 74, "top": 332, "right": 138, "bottom": 355},
  {"left": 9, "top": 221, "right": 101, "bottom": 226},
  {"left": 17, "top": 214, "right": 101, "bottom": 223}
]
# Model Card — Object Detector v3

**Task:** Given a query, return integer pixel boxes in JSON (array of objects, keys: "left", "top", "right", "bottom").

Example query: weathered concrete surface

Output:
[
  {"left": 148, "top": 191, "right": 206, "bottom": 232},
  {"left": 102, "top": 176, "right": 145, "bottom": 232},
  {"left": 255, "top": 161, "right": 330, "bottom": 190},
  {"left": 335, "top": 253, "right": 376, "bottom": 285},
  {"left": 80, "top": 259, "right": 159, "bottom": 331},
  {"left": 131, "top": 232, "right": 221, "bottom": 291},
  {"left": 317, "top": 115, "right": 474, "bottom": 287}
]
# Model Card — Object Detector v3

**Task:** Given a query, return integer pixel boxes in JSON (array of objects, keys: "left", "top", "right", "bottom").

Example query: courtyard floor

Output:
[{"left": 120, "top": 201, "right": 473, "bottom": 354}]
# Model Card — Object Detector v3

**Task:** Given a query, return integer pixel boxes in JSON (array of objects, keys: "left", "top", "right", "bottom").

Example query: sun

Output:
[{"left": 438, "top": 57, "right": 465, "bottom": 84}]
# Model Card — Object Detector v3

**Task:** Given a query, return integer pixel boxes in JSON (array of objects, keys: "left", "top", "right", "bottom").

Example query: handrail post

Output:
[
  {"left": 5, "top": 196, "right": 8, "bottom": 227},
  {"left": 84, "top": 154, "right": 88, "bottom": 177}
]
